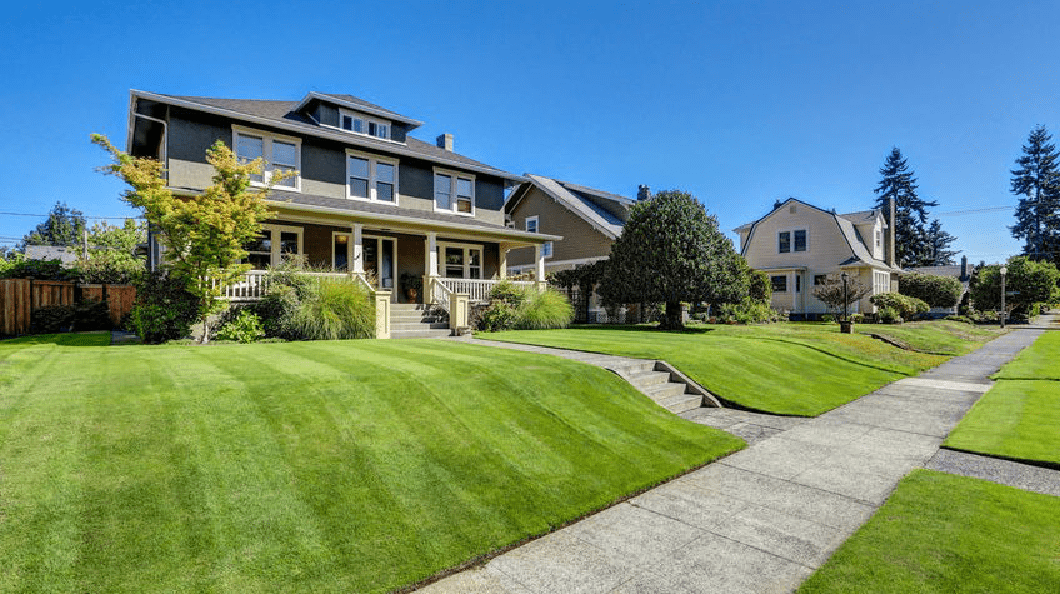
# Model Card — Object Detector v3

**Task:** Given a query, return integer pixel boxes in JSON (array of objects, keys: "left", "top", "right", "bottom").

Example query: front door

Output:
[{"left": 363, "top": 236, "right": 396, "bottom": 290}]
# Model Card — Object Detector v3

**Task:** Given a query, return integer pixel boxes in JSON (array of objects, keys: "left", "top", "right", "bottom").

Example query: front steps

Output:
[
  {"left": 390, "top": 303, "right": 451, "bottom": 339},
  {"left": 612, "top": 360, "right": 711, "bottom": 414}
]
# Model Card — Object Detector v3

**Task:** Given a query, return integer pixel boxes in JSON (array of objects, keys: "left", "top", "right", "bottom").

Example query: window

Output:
[
  {"left": 794, "top": 229, "right": 806, "bottom": 252},
  {"left": 778, "top": 229, "right": 807, "bottom": 253},
  {"left": 543, "top": 241, "right": 553, "bottom": 258},
  {"left": 243, "top": 225, "right": 303, "bottom": 268},
  {"left": 525, "top": 216, "right": 539, "bottom": 234},
  {"left": 347, "top": 151, "right": 399, "bottom": 203},
  {"left": 795, "top": 274, "right": 801, "bottom": 293},
  {"left": 233, "top": 127, "right": 301, "bottom": 190},
  {"left": 875, "top": 230, "right": 882, "bottom": 248},
  {"left": 441, "top": 243, "right": 483, "bottom": 279},
  {"left": 778, "top": 231, "right": 790, "bottom": 253},
  {"left": 338, "top": 110, "right": 389, "bottom": 140},
  {"left": 434, "top": 169, "right": 475, "bottom": 215},
  {"left": 814, "top": 274, "right": 827, "bottom": 286},
  {"left": 771, "top": 275, "right": 787, "bottom": 292},
  {"left": 525, "top": 216, "right": 550, "bottom": 257}
]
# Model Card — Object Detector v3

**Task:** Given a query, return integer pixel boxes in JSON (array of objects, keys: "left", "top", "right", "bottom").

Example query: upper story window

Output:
[
  {"left": 339, "top": 109, "right": 389, "bottom": 140},
  {"left": 778, "top": 229, "right": 807, "bottom": 253},
  {"left": 233, "top": 126, "right": 300, "bottom": 191},
  {"left": 875, "top": 230, "right": 882, "bottom": 248},
  {"left": 347, "top": 150, "right": 399, "bottom": 203},
  {"left": 434, "top": 168, "right": 475, "bottom": 215},
  {"left": 525, "top": 216, "right": 552, "bottom": 257}
]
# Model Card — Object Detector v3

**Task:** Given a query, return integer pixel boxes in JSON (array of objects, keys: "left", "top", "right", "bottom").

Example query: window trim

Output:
[
  {"left": 232, "top": 125, "right": 302, "bottom": 192},
  {"left": 345, "top": 149, "right": 400, "bottom": 205},
  {"left": 433, "top": 167, "right": 476, "bottom": 216},
  {"left": 336, "top": 109, "right": 390, "bottom": 140},
  {"left": 777, "top": 227, "right": 808, "bottom": 254},
  {"left": 525, "top": 215, "right": 539, "bottom": 234},
  {"left": 770, "top": 275, "right": 787, "bottom": 293},
  {"left": 245, "top": 224, "right": 304, "bottom": 269},
  {"left": 439, "top": 241, "right": 484, "bottom": 279}
]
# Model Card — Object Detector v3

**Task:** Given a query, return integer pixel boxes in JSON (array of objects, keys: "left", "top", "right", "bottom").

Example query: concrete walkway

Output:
[{"left": 420, "top": 331, "right": 1045, "bottom": 594}]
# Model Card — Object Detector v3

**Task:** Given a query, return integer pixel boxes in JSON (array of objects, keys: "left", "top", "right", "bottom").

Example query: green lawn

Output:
[
  {"left": 798, "top": 470, "right": 1060, "bottom": 594},
  {"left": 0, "top": 338, "right": 742, "bottom": 594},
  {"left": 945, "top": 331, "right": 1060, "bottom": 465},
  {"left": 483, "top": 324, "right": 967, "bottom": 416},
  {"left": 856, "top": 320, "right": 1005, "bottom": 355}
]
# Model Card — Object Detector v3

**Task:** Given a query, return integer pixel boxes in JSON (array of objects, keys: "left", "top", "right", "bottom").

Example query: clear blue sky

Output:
[{"left": 2, "top": 0, "right": 1058, "bottom": 264}]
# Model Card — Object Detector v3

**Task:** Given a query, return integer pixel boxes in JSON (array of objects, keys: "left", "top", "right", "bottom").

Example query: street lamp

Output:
[
  {"left": 1000, "top": 265, "right": 1007, "bottom": 329},
  {"left": 841, "top": 272, "right": 849, "bottom": 321}
]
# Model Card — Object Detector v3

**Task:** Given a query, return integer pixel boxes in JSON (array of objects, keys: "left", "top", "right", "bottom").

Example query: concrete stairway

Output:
[
  {"left": 612, "top": 360, "right": 707, "bottom": 414},
  {"left": 390, "top": 303, "right": 451, "bottom": 339}
]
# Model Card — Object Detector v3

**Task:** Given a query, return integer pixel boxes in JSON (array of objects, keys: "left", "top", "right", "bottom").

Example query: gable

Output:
[{"left": 742, "top": 200, "right": 855, "bottom": 271}]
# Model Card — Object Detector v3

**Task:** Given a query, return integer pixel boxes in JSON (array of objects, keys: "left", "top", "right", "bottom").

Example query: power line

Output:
[
  {"left": 935, "top": 206, "right": 1014, "bottom": 216},
  {"left": 0, "top": 211, "right": 142, "bottom": 220}
]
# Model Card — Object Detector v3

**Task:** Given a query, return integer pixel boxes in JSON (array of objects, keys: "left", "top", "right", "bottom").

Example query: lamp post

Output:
[
  {"left": 841, "top": 272, "right": 849, "bottom": 321},
  {"left": 1000, "top": 265, "right": 1007, "bottom": 329}
]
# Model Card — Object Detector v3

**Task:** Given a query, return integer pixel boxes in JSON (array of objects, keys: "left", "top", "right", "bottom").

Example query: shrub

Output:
[
  {"left": 821, "top": 314, "right": 835, "bottom": 323},
  {"left": 718, "top": 297, "right": 775, "bottom": 324},
  {"left": 254, "top": 284, "right": 301, "bottom": 339},
  {"left": 516, "top": 289, "right": 574, "bottom": 329},
  {"left": 130, "top": 270, "right": 199, "bottom": 343},
  {"left": 899, "top": 273, "right": 963, "bottom": 309},
  {"left": 870, "top": 293, "right": 929, "bottom": 320},
  {"left": 284, "top": 277, "right": 375, "bottom": 340},
  {"left": 214, "top": 309, "right": 265, "bottom": 343},
  {"left": 480, "top": 302, "right": 518, "bottom": 331},
  {"left": 877, "top": 306, "right": 901, "bottom": 324},
  {"left": 970, "top": 257, "right": 1060, "bottom": 317},
  {"left": 945, "top": 315, "right": 974, "bottom": 324},
  {"left": 749, "top": 270, "right": 771, "bottom": 303},
  {"left": 850, "top": 313, "right": 864, "bottom": 323},
  {"left": 489, "top": 280, "right": 529, "bottom": 309},
  {"left": 0, "top": 258, "right": 79, "bottom": 281}
]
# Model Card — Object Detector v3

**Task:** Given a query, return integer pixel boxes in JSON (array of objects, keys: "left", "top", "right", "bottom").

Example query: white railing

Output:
[
  {"left": 437, "top": 278, "right": 536, "bottom": 303},
  {"left": 215, "top": 270, "right": 366, "bottom": 301},
  {"left": 431, "top": 277, "right": 453, "bottom": 313}
]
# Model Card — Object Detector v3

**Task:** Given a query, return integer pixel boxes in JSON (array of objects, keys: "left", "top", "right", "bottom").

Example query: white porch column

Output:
[
  {"left": 790, "top": 271, "right": 797, "bottom": 312},
  {"left": 498, "top": 243, "right": 508, "bottom": 279},
  {"left": 426, "top": 232, "right": 439, "bottom": 277},
  {"left": 352, "top": 224, "right": 364, "bottom": 274},
  {"left": 535, "top": 244, "right": 546, "bottom": 286}
]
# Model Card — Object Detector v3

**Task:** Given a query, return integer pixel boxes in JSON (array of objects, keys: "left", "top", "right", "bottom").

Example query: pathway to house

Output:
[{"left": 418, "top": 329, "right": 1050, "bottom": 594}]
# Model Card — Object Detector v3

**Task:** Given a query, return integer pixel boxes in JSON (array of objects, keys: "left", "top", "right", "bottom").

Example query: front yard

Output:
[
  {"left": 483, "top": 322, "right": 1003, "bottom": 416},
  {"left": 0, "top": 337, "right": 742, "bottom": 594}
]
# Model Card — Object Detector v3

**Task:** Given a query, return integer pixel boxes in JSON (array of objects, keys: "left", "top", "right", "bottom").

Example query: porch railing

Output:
[
  {"left": 431, "top": 278, "right": 453, "bottom": 313},
  {"left": 436, "top": 278, "right": 536, "bottom": 303},
  {"left": 214, "top": 270, "right": 361, "bottom": 302}
]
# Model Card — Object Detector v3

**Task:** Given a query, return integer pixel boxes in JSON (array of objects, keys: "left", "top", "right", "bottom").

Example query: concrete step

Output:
[
  {"left": 644, "top": 382, "right": 690, "bottom": 400},
  {"left": 610, "top": 360, "right": 657, "bottom": 375},
  {"left": 391, "top": 322, "right": 450, "bottom": 331},
  {"left": 659, "top": 393, "right": 704, "bottom": 414},
  {"left": 390, "top": 328, "right": 453, "bottom": 339},
  {"left": 626, "top": 370, "right": 672, "bottom": 388},
  {"left": 390, "top": 313, "right": 445, "bottom": 323}
]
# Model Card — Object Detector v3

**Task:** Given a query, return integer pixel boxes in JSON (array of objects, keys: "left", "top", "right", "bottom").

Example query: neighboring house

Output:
[
  {"left": 125, "top": 90, "right": 558, "bottom": 311},
  {"left": 735, "top": 198, "right": 902, "bottom": 318},
  {"left": 505, "top": 175, "right": 643, "bottom": 320},
  {"left": 903, "top": 256, "right": 975, "bottom": 316},
  {"left": 25, "top": 245, "right": 79, "bottom": 266}
]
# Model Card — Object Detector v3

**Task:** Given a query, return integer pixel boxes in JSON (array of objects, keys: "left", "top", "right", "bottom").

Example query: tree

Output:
[
  {"left": 76, "top": 219, "right": 147, "bottom": 284},
  {"left": 899, "top": 272, "right": 963, "bottom": 309},
  {"left": 969, "top": 256, "right": 1060, "bottom": 316},
  {"left": 811, "top": 273, "right": 871, "bottom": 319},
  {"left": 922, "top": 219, "right": 958, "bottom": 266},
  {"left": 1010, "top": 126, "right": 1060, "bottom": 264},
  {"left": 874, "top": 148, "right": 938, "bottom": 268},
  {"left": 598, "top": 190, "right": 747, "bottom": 330},
  {"left": 21, "top": 201, "right": 86, "bottom": 248},
  {"left": 93, "top": 134, "right": 281, "bottom": 342}
]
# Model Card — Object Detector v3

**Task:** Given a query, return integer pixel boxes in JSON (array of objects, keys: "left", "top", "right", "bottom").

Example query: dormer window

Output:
[{"left": 339, "top": 109, "right": 389, "bottom": 140}]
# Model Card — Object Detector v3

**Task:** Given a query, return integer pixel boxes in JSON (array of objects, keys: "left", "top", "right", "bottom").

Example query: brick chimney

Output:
[
  {"left": 637, "top": 185, "right": 651, "bottom": 201},
  {"left": 436, "top": 133, "right": 453, "bottom": 151},
  {"left": 886, "top": 196, "right": 896, "bottom": 268}
]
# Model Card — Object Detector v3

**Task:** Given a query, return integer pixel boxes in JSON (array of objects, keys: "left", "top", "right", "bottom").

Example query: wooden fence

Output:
[{"left": 0, "top": 279, "right": 136, "bottom": 336}]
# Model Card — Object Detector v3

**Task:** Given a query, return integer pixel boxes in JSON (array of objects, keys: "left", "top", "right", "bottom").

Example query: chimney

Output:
[
  {"left": 773, "top": 199, "right": 783, "bottom": 211},
  {"left": 637, "top": 185, "right": 651, "bottom": 201},
  {"left": 886, "top": 196, "right": 896, "bottom": 268},
  {"left": 960, "top": 255, "right": 968, "bottom": 281},
  {"left": 436, "top": 133, "right": 453, "bottom": 151}
]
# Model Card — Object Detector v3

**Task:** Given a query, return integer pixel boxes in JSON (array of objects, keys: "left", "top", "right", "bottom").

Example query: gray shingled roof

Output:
[
  {"left": 838, "top": 209, "right": 880, "bottom": 224},
  {"left": 523, "top": 175, "right": 627, "bottom": 239},
  {"left": 155, "top": 93, "right": 514, "bottom": 178}
]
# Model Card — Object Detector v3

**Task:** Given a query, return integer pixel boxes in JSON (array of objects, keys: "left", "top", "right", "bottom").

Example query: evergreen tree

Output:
[
  {"left": 874, "top": 148, "right": 937, "bottom": 268},
  {"left": 1010, "top": 125, "right": 1060, "bottom": 264},
  {"left": 922, "top": 219, "right": 959, "bottom": 266},
  {"left": 20, "top": 201, "right": 86, "bottom": 248}
]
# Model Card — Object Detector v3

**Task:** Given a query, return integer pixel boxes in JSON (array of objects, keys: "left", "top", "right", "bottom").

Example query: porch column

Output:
[
  {"left": 498, "top": 244, "right": 508, "bottom": 279},
  {"left": 425, "top": 232, "right": 439, "bottom": 277},
  {"left": 352, "top": 224, "right": 364, "bottom": 274},
  {"left": 791, "top": 271, "right": 797, "bottom": 312},
  {"left": 535, "top": 244, "right": 546, "bottom": 288}
]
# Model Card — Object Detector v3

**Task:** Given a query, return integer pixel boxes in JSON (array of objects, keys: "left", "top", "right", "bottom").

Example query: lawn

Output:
[
  {"left": 856, "top": 319, "right": 1004, "bottom": 355},
  {"left": 797, "top": 470, "right": 1060, "bottom": 594},
  {"left": 945, "top": 331, "right": 1060, "bottom": 465},
  {"left": 483, "top": 323, "right": 971, "bottom": 416},
  {"left": 0, "top": 338, "right": 742, "bottom": 594}
]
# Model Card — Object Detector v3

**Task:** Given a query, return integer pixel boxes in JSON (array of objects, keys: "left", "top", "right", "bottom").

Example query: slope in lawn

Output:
[
  {"left": 0, "top": 339, "right": 742, "bottom": 594},
  {"left": 484, "top": 325, "right": 948, "bottom": 416},
  {"left": 798, "top": 470, "right": 1060, "bottom": 594}
]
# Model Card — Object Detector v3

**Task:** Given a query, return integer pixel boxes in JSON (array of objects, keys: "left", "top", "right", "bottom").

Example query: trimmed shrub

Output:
[
  {"left": 900, "top": 273, "right": 963, "bottom": 309},
  {"left": 214, "top": 309, "right": 265, "bottom": 343},
  {"left": 821, "top": 314, "right": 835, "bottom": 323},
  {"left": 0, "top": 258, "right": 79, "bottom": 281},
  {"left": 480, "top": 302, "right": 518, "bottom": 331},
  {"left": 718, "top": 297, "right": 776, "bottom": 324},
  {"left": 489, "top": 280, "right": 529, "bottom": 309},
  {"left": 516, "top": 289, "right": 574, "bottom": 329},
  {"left": 870, "top": 293, "right": 929, "bottom": 320},
  {"left": 130, "top": 271, "right": 199, "bottom": 343},
  {"left": 877, "top": 306, "right": 901, "bottom": 324}
]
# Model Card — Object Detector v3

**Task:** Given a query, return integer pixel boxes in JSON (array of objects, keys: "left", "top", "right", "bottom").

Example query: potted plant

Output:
[{"left": 400, "top": 272, "right": 422, "bottom": 303}]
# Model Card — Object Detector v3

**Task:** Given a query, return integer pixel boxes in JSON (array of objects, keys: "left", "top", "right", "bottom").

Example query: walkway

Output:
[{"left": 420, "top": 330, "right": 1045, "bottom": 594}]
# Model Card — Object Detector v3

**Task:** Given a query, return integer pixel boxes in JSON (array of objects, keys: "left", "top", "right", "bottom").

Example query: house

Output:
[
  {"left": 734, "top": 198, "right": 902, "bottom": 318},
  {"left": 25, "top": 245, "right": 79, "bottom": 266},
  {"left": 504, "top": 175, "right": 643, "bottom": 320},
  {"left": 125, "top": 90, "right": 559, "bottom": 333}
]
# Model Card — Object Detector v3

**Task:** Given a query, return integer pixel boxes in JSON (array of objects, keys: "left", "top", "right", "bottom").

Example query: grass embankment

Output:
[
  {"left": 856, "top": 319, "right": 1004, "bottom": 355},
  {"left": 484, "top": 323, "right": 985, "bottom": 416},
  {"left": 945, "top": 331, "right": 1060, "bottom": 465},
  {"left": 0, "top": 339, "right": 742, "bottom": 594},
  {"left": 798, "top": 470, "right": 1060, "bottom": 594}
]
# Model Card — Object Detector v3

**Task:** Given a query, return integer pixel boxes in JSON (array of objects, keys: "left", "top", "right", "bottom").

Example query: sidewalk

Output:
[{"left": 419, "top": 330, "right": 1044, "bottom": 594}]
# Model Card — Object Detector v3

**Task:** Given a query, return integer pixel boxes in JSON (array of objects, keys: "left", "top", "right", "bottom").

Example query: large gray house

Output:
[{"left": 125, "top": 90, "right": 557, "bottom": 313}]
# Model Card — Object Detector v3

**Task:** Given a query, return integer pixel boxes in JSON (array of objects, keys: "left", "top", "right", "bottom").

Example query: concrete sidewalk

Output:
[{"left": 419, "top": 330, "right": 1044, "bottom": 594}]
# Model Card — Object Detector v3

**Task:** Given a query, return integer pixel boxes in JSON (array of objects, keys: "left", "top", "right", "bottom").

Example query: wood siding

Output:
[{"left": 506, "top": 187, "right": 613, "bottom": 267}]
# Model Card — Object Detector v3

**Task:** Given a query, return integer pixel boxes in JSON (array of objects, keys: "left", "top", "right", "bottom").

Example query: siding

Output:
[{"left": 507, "top": 187, "right": 613, "bottom": 267}]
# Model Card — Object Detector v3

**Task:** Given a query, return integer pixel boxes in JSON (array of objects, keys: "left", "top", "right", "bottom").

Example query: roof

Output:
[
  {"left": 903, "top": 264, "right": 971, "bottom": 278},
  {"left": 292, "top": 91, "right": 423, "bottom": 127},
  {"left": 509, "top": 175, "right": 628, "bottom": 240},
  {"left": 838, "top": 209, "right": 882, "bottom": 224},
  {"left": 132, "top": 90, "right": 522, "bottom": 181}
]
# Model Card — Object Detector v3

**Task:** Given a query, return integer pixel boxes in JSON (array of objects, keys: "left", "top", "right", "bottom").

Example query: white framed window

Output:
[
  {"left": 778, "top": 229, "right": 807, "bottom": 254},
  {"left": 525, "top": 216, "right": 551, "bottom": 257},
  {"left": 233, "top": 126, "right": 301, "bottom": 191},
  {"left": 338, "top": 109, "right": 389, "bottom": 140},
  {"left": 243, "top": 224, "right": 304, "bottom": 269},
  {"left": 440, "top": 242, "right": 483, "bottom": 279},
  {"left": 434, "top": 168, "right": 475, "bottom": 215},
  {"left": 771, "top": 275, "right": 787, "bottom": 292},
  {"left": 346, "top": 150, "right": 399, "bottom": 203},
  {"left": 543, "top": 241, "right": 553, "bottom": 258}
]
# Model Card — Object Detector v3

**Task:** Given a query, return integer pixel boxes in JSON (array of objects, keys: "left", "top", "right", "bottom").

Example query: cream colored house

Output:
[{"left": 734, "top": 198, "right": 901, "bottom": 318}]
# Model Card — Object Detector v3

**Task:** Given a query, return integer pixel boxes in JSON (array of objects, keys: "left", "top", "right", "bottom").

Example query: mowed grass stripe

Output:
[{"left": 1, "top": 340, "right": 742, "bottom": 593}]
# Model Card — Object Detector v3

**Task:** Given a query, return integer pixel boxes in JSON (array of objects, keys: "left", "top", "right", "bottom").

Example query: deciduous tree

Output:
[
  {"left": 811, "top": 273, "right": 871, "bottom": 319},
  {"left": 599, "top": 190, "right": 747, "bottom": 330}
]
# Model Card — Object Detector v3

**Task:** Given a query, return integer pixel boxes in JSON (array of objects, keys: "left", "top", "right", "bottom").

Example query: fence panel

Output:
[
  {"left": 0, "top": 280, "right": 134, "bottom": 336},
  {"left": 0, "top": 279, "right": 32, "bottom": 335}
]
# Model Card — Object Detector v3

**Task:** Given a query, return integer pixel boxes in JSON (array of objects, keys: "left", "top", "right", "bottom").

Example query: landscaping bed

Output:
[
  {"left": 0, "top": 338, "right": 742, "bottom": 593},
  {"left": 483, "top": 322, "right": 988, "bottom": 416},
  {"left": 797, "top": 470, "right": 1060, "bottom": 594}
]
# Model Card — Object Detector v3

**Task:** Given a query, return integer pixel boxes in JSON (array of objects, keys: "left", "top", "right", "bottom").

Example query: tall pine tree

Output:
[
  {"left": 1010, "top": 125, "right": 1060, "bottom": 264},
  {"left": 923, "top": 218, "right": 958, "bottom": 265},
  {"left": 874, "top": 148, "right": 937, "bottom": 268}
]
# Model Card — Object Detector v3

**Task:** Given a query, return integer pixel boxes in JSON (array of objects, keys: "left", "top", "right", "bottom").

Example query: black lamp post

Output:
[
  {"left": 1000, "top": 265, "right": 1007, "bottom": 329},
  {"left": 841, "top": 272, "right": 849, "bottom": 321}
]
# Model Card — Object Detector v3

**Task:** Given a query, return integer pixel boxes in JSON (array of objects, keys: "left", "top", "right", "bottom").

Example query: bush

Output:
[
  {"left": 516, "top": 289, "right": 574, "bottom": 329},
  {"left": 31, "top": 300, "right": 114, "bottom": 334},
  {"left": 900, "top": 273, "right": 963, "bottom": 309},
  {"left": 970, "top": 257, "right": 1060, "bottom": 317},
  {"left": 718, "top": 297, "right": 776, "bottom": 324},
  {"left": 130, "top": 271, "right": 199, "bottom": 343},
  {"left": 749, "top": 270, "right": 771, "bottom": 303},
  {"left": 945, "top": 315, "right": 974, "bottom": 324},
  {"left": 850, "top": 313, "right": 864, "bottom": 323},
  {"left": 480, "top": 302, "right": 518, "bottom": 331},
  {"left": 877, "top": 306, "right": 901, "bottom": 324},
  {"left": 254, "top": 284, "right": 301, "bottom": 339},
  {"left": 489, "top": 280, "right": 529, "bottom": 309},
  {"left": 282, "top": 277, "right": 375, "bottom": 340},
  {"left": 821, "top": 314, "right": 835, "bottom": 323},
  {"left": 214, "top": 309, "right": 265, "bottom": 343},
  {"left": 870, "top": 293, "right": 929, "bottom": 320},
  {"left": 0, "top": 258, "right": 79, "bottom": 281}
]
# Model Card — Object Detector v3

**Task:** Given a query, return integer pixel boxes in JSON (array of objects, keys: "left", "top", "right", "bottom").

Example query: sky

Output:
[{"left": 2, "top": 0, "right": 1058, "bottom": 264}]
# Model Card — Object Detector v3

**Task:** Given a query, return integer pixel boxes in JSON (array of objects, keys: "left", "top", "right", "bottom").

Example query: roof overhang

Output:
[
  {"left": 292, "top": 91, "right": 424, "bottom": 127},
  {"left": 129, "top": 90, "right": 525, "bottom": 183},
  {"left": 758, "top": 266, "right": 808, "bottom": 273}
]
